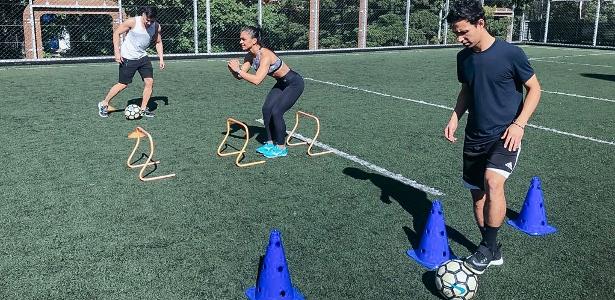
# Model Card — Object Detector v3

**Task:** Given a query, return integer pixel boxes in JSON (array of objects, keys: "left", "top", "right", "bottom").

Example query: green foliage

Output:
[
  {"left": 367, "top": 13, "right": 405, "bottom": 47},
  {"left": 5, "top": 0, "right": 614, "bottom": 58},
  {"left": 409, "top": 9, "right": 440, "bottom": 44}
]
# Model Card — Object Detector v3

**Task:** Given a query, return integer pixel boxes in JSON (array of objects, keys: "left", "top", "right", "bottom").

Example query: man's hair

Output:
[
  {"left": 140, "top": 6, "right": 157, "bottom": 20},
  {"left": 446, "top": 0, "right": 485, "bottom": 25}
]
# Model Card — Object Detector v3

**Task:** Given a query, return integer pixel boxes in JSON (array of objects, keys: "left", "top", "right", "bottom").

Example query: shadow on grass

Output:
[
  {"left": 422, "top": 270, "right": 446, "bottom": 299},
  {"left": 580, "top": 73, "right": 615, "bottom": 82},
  {"left": 128, "top": 153, "right": 159, "bottom": 178},
  {"left": 107, "top": 96, "right": 169, "bottom": 116},
  {"left": 221, "top": 123, "right": 269, "bottom": 144},
  {"left": 343, "top": 167, "right": 477, "bottom": 254},
  {"left": 127, "top": 96, "right": 169, "bottom": 111}
]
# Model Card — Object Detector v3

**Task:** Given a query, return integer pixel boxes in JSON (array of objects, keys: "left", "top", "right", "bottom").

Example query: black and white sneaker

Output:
[
  {"left": 463, "top": 244, "right": 504, "bottom": 274},
  {"left": 141, "top": 107, "right": 155, "bottom": 118},
  {"left": 97, "top": 101, "right": 109, "bottom": 118}
]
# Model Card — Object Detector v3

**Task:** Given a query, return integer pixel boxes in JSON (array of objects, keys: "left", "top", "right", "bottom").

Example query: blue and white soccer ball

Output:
[
  {"left": 124, "top": 104, "right": 141, "bottom": 120},
  {"left": 435, "top": 259, "right": 478, "bottom": 300}
]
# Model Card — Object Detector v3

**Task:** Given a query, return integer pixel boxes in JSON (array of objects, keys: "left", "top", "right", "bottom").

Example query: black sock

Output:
[
  {"left": 482, "top": 226, "right": 499, "bottom": 253},
  {"left": 479, "top": 226, "right": 486, "bottom": 240}
]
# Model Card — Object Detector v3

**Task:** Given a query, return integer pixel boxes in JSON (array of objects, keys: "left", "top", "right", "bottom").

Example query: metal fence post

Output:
[
  {"left": 443, "top": 0, "right": 449, "bottom": 45},
  {"left": 258, "top": 0, "right": 262, "bottom": 27},
  {"left": 405, "top": 0, "right": 411, "bottom": 46},
  {"left": 437, "top": 8, "right": 442, "bottom": 43},
  {"left": 118, "top": 0, "right": 123, "bottom": 22},
  {"left": 206, "top": 0, "right": 211, "bottom": 53},
  {"left": 358, "top": 0, "right": 367, "bottom": 48},
  {"left": 508, "top": 4, "right": 515, "bottom": 42},
  {"left": 593, "top": 0, "right": 601, "bottom": 46},
  {"left": 519, "top": 7, "right": 525, "bottom": 41},
  {"left": 193, "top": 0, "right": 199, "bottom": 53},
  {"left": 309, "top": 0, "right": 319, "bottom": 50},
  {"left": 544, "top": 0, "right": 551, "bottom": 43},
  {"left": 28, "top": 0, "right": 37, "bottom": 59}
]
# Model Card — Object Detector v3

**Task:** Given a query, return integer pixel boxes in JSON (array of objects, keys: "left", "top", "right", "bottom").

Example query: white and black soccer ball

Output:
[
  {"left": 124, "top": 104, "right": 141, "bottom": 120},
  {"left": 435, "top": 259, "right": 478, "bottom": 300}
]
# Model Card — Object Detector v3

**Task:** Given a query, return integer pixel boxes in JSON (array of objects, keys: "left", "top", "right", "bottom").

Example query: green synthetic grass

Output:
[{"left": 0, "top": 45, "right": 613, "bottom": 299}]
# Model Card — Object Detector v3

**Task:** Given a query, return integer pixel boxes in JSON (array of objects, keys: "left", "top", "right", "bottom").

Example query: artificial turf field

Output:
[{"left": 0, "top": 45, "right": 613, "bottom": 299}]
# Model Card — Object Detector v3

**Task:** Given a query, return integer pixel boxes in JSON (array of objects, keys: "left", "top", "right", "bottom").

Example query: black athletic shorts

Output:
[
  {"left": 118, "top": 56, "right": 153, "bottom": 84},
  {"left": 462, "top": 138, "right": 521, "bottom": 191}
]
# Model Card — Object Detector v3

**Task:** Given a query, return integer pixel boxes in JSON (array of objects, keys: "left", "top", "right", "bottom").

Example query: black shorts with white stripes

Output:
[{"left": 462, "top": 137, "right": 521, "bottom": 191}]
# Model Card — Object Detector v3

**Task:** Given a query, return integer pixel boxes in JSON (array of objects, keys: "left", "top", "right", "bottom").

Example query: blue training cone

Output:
[
  {"left": 507, "top": 176, "right": 557, "bottom": 236},
  {"left": 407, "top": 200, "right": 456, "bottom": 269},
  {"left": 246, "top": 229, "right": 304, "bottom": 300}
]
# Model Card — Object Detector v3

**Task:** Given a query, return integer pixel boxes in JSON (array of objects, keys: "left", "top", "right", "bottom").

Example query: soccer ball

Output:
[
  {"left": 124, "top": 104, "right": 141, "bottom": 120},
  {"left": 435, "top": 259, "right": 478, "bottom": 300}
]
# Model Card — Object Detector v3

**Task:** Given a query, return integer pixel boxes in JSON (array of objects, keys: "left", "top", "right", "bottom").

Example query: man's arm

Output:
[
  {"left": 514, "top": 74, "right": 541, "bottom": 127},
  {"left": 113, "top": 18, "right": 134, "bottom": 63},
  {"left": 501, "top": 74, "right": 541, "bottom": 151},
  {"left": 444, "top": 84, "right": 469, "bottom": 143},
  {"left": 155, "top": 24, "right": 165, "bottom": 69}
]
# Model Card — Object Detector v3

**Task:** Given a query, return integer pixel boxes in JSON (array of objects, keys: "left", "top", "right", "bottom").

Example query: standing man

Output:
[
  {"left": 444, "top": 0, "right": 541, "bottom": 274},
  {"left": 98, "top": 6, "right": 164, "bottom": 118}
]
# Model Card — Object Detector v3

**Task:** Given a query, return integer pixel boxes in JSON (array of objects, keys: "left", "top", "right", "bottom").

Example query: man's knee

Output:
[
  {"left": 143, "top": 78, "right": 154, "bottom": 88},
  {"left": 484, "top": 171, "right": 506, "bottom": 194}
]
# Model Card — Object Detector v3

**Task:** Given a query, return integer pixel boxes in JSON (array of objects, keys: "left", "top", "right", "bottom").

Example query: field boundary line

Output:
[
  {"left": 305, "top": 77, "right": 615, "bottom": 147},
  {"left": 532, "top": 59, "right": 613, "bottom": 68},
  {"left": 255, "top": 119, "right": 445, "bottom": 196},
  {"left": 541, "top": 90, "right": 615, "bottom": 103}
]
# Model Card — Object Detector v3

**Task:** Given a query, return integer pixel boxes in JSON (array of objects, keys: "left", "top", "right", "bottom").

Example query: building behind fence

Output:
[{"left": 1, "top": 0, "right": 614, "bottom": 62}]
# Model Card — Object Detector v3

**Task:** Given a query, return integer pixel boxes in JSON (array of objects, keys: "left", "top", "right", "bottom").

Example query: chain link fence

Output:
[
  {"left": 521, "top": 0, "right": 615, "bottom": 47},
  {"left": 2, "top": 0, "right": 614, "bottom": 62},
  {"left": 0, "top": 1, "right": 27, "bottom": 60}
]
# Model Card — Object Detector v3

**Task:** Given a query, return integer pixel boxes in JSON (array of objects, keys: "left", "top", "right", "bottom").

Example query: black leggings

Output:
[{"left": 262, "top": 70, "right": 304, "bottom": 145}]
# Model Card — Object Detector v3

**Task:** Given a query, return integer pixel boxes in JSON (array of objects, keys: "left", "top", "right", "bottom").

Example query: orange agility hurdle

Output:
[
  {"left": 217, "top": 118, "right": 266, "bottom": 167},
  {"left": 286, "top": 111, "right": 333, "bottom": 157},
  {"left": 127, "top": 127, "right": 176, "bottom": 181}
]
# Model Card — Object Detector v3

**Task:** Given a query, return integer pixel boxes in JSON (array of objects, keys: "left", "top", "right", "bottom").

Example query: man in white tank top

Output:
[{"left": 98, "top": 6, "right": 164, "bottom": 118}]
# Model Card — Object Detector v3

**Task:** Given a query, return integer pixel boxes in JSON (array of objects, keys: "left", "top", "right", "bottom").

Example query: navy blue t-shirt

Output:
[{"left": 457, "top": 39, "right": 534, "bottom": 145}]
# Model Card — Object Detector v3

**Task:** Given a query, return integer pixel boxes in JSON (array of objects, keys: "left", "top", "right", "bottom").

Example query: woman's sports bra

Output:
[{"left": 252, "top": 49, "right": 283, "bottom": 75}]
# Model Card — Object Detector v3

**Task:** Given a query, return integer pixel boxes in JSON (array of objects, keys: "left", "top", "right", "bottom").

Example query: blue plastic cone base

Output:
[
  {"left": 407, "top": 248, "right": 456, "bottom": 270},
  {"left": 245, "top": 229, "right": 304, "bottom": 300},
  {"left": 507, "top": 219, "right": 557, "bottom": 236},
  {"left": 406, "top": 200, "right": 456, "bottom": 269},
  {"left": 507, "top": 176, "right": 557, "bottom": 236},
  {"left": 246, "top": 286, "right": 305, "bottom": 300}
]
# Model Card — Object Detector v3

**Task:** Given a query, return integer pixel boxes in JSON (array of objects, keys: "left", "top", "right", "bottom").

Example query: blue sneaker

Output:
[
  {"left": 97, "top": 101, "right": 109, "bottom": 118},
  {"left": 264, "top": 145, "right": 288, "bottom": 158},
  {"left": 256, "top": 142, "right": 274, "bottom": 154}
]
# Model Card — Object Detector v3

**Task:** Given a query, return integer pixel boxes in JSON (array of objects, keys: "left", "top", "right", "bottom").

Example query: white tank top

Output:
[{"left": 121, "top": 16, "right": 157, "bottom": 60}]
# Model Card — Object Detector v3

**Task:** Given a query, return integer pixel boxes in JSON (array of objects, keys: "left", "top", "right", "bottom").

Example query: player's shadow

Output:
[
  {"left": 127, "top": 96, "right": 169, "bottom": 112},
  {"left": 342, "top": 167, "right": 477, "bottom": 254},
  {"left": 422, "top": 270, "right": 447, "bottom": 299},
  {"left": 580, "top": 73, "right": 615, "bottom": 82},
  {"left": 219, "top": 123, "right": 269, "bottom": 152},
  {"left": 506, "top": 208, "right": 520, "bottom": 221}
]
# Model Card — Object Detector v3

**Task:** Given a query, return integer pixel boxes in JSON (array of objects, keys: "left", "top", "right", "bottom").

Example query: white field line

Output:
[
  {"left": 520, "top": 45, "right": 610, "bottom": 53},
  {"left": 255, "top": 119, "right": 445, "bottom": 196},
  {"left": 305, "top": 78, "right": 453, "bottom": 111},
  {"left": 541, "top": 90, "right": 615, "bottom": 103},
  {"left": 527, "top": 124, "right": 615, "bottom": 146},
  {"left": 529, "top": 52, "right": 615, "bottom": 60},
  {"left": 532, "top": 59, "right": 614, "bottom": 68},
  {"left": 304, "top": 77, "right": 615, "bottom": 147}
]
